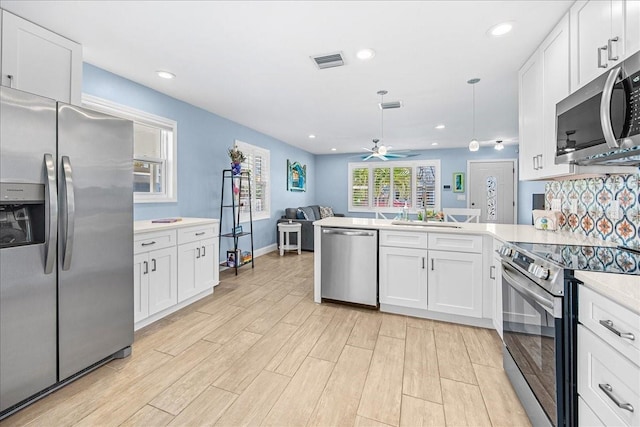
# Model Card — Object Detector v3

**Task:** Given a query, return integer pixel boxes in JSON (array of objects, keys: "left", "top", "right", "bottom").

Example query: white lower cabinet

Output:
[
  {"left": 134, "top": 219, "right": 219, "bottom": 330},
  {"left": 492, "top": 239, "right": 504, "bottom": 338},
  {"left": 379, "top": 246, "right": 427, "bottom": 309},
  {"left": 428, "top": 250, "right": 483, "bottom": 318}
]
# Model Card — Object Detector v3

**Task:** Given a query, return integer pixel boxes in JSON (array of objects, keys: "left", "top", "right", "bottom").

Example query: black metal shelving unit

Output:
[{"left": 219, "top": 169, "right": 255, "bottom": 275}]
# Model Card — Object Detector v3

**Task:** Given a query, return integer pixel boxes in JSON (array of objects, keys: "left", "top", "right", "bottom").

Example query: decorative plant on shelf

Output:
[{"left": 228, "top": 145, "right": 246, "bottom": 175}]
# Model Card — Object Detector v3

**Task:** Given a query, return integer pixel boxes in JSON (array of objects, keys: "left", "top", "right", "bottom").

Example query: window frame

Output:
[
  {"left": 348, "top": 160, "right": 441, "bottom": 213},
  {"left": 234, "top": 140, "right": 271, "bottom": 222},
  {"left": 82, "top": 94, "right": 178, "bottom": 203}
]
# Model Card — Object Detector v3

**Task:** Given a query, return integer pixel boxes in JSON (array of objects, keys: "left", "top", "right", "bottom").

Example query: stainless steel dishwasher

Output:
[{"left": 321, "top": 227, "right": 378, "bottom": 307}]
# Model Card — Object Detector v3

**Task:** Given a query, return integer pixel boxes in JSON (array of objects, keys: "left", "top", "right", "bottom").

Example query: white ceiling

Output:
[{"left": 2, "top": 0, "right": 573, "bottom": 154}]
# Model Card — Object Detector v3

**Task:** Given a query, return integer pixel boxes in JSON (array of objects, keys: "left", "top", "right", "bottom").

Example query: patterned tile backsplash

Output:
[{"left": 545, "top": 174, "right": 639, "bottom": 248}]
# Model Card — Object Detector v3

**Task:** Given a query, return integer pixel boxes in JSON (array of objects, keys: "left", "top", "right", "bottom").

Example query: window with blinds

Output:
[
  {"left": 235, "top": 140, "right": 270, "bottom": 221},
  {"left": 348, "top": 160, "right": 440, "bottom": 213}
]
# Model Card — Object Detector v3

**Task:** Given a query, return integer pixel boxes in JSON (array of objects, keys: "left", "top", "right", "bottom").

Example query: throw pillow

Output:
[
  {"left": 319, "top": 206, "right": 334, "bottom": 218},
  {"left": 299, "top": 206, "right": 316, "bottom": 220},
  {"left": 296, "top": 208, "right": 306, "bottom": 219}
]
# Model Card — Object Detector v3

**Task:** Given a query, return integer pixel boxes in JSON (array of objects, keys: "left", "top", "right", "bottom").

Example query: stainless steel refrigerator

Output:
[{"left": 0, "top": 86, "right": 134, "bottom": 415}]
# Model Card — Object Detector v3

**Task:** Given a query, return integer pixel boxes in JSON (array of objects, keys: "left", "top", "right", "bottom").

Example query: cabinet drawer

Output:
[
  {"left": 428, "top": 233, "right": 482, "bottom": 253},
  {"left": 379, "top": 230, "right": 427, "bottom": 249},
  {"left": 578, "top": 325, "right": 640, "bottom": 427},
  {"left": 579, "top": 285, "right": 639, "bottom": 366},
  {"left": 134, "top": 230, "right": 177, "bottom": 254},
  {"left": 177, "top": 225, "right": 217, "bottom": 245}
]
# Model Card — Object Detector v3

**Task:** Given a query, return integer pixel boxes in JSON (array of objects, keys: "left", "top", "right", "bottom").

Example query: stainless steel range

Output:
[{"left": 498, "top": 242, "right": 640, "bottom": 427}]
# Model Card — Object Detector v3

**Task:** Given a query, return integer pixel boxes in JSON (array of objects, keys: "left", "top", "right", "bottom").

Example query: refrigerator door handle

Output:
[
  {"left": 44, "top": 153, "right": 58, "bottom": 274},
  {"left": 61, "top": 156, "right": 76, "bottom": 271}
]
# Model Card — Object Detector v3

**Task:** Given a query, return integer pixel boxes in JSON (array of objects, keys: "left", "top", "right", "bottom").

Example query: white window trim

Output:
[
  {"left": 348, "top": 160, "right": 441, "bottom": 213},
  {"left": 81, "top": 94, "right": 178, "bottom": 203},
  {"left": 234, "top": 140, "right": 271, "bottom": 222}
]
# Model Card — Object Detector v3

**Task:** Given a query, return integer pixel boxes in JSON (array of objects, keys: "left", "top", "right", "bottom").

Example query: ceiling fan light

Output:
[
  {"left": 469, "top": 139, "right": 479, "bottom": 152},
  {"left": 494, "top": 140, "right": 505, "bottom": 150},
  {"left": 378, "top": 145, "right": 388, "bottom": 155}
]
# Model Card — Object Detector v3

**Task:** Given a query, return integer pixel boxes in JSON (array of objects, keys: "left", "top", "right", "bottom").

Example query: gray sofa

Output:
[{"left": 276, "top": 205, "right": 344, "bottom": 251}]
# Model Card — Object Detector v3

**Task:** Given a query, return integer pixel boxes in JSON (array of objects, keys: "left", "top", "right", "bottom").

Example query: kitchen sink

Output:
[{"left": 390, "top": 220, "right": 461, "bottom": 229}]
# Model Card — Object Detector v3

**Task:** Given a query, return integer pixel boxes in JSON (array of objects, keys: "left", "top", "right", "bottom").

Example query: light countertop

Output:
[
  {"left": 314, "top": 217, "right": 637, "bottom": 314},
  {"left": 134, "top": 217, "right": 219, "bottom": 234}
]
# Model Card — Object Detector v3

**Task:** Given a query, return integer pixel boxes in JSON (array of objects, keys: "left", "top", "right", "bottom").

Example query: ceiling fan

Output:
[{"left": 361, "top": 90, "right": 415, "bottom": 161}]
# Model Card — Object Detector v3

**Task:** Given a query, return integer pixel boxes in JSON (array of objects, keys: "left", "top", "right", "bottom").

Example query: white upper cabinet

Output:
[
  {"left": 571, "top": 0, "right": 640, "bottom": 91},
  {"left": 1, "top": 10, "right": 82, "bottom": 104},
  {"left": 518, "top": 47, "right": 543, "bottom": 181}
]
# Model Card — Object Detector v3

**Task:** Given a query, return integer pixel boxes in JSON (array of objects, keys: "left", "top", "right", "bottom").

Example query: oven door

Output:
[{"left": 502, "top": 262, "right": 564, "bottom": 427}]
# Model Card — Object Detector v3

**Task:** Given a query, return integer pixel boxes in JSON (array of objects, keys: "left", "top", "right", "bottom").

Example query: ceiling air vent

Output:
[
  {"left": 379, "top": 101, "right": 403, "bottom": 109},
  {"left": 311, "top": 52, "right": 345, "bottom": 69}
]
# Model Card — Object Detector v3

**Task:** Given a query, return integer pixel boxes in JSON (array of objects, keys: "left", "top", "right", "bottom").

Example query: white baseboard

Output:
[
  {"left": 380, "top": 304, "right": 495, "bottom": 329},
  {"left": 219, "top": 243, "right": 278, "bottom": 272}
]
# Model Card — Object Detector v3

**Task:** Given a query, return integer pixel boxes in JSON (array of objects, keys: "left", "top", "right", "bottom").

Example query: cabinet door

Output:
[
  {"left": 540, "top": 13, "right": 574, "bottom": 178},
  {"left": 379, "top": 246, "right": 427, "bottom": 309},
  {"left": 148, "top": 246, "right": 178, "bottom": 315},
  {"left": 570, "top": 0, "right": 613, "bottom": 90},
  {"left": 428, "top": 251, "right": 483, "bottom": 318},
  {"left": 518, "top": 51, "right": 543, "bottom": 181},
  {"left": 1, "top": 11, "right": 82, "bottom": 104},
  {"left": 196, "top": 237, "right": 217, "bottom": 292},
  {"left": 133, "top": 253, "right": 150, "bottom": 323},
  {"left": 177, "top": 241, "right": 198, "bottom": 302},
  {"left": 492, "top": 254, "right": 503, "bottom": 339},
  {"left": 623, "top": 0, "right": 640, "bottom": 61}
]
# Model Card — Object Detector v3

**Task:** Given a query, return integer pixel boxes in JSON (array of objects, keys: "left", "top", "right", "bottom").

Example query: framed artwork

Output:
[
  {"left": 287, "top": 159, "right": 306, "bottom": 192},
  {"left": 453, "top": 172, "right": 465, "bottom": 193}
]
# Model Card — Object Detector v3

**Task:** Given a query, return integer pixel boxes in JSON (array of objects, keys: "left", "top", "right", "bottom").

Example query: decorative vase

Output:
[{"left": 231, "top": 162, "right": 242, "bottom": 175}]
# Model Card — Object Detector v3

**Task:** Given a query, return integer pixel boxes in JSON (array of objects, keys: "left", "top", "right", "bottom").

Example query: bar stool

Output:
[{"left": 277, "top": 222, "right": 302, "bottom": 256}]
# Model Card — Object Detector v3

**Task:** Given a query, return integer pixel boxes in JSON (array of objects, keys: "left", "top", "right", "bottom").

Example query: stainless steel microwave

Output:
[{"left": 556, "top": 50, "right": 640, "bottom": 166}]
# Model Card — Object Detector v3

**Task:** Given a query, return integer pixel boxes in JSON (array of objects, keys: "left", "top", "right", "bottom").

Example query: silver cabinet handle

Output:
[
  {"left": 202, "top": 246, "right": 206, "bottom": 257},
  {"left": 422, "top": 257, "right": 425, "bottom": 269},
  {"left": 600, "top": 67, "right": 623, "bottom": 149},
  {"left": 195, "top": 232, "right": 205, "bottom": 236},
  {"left": 143, "top": 261, "right": 148, "bottom": 274},
  {"left": 141, "top": 241, "right": 156, "bottom": 246},
  {"left": 537, "top": 154, "right": 543, "bottom": 169},
  {"left": 61, "top": 156, "right": 75, "bottom": 271},
  {"left": 607, "top": 37, "right": 619, "bottom": 61},
  {"left": 598, "top": 45, "right": 608, "bottom": 68},
  {"left": 151, "top": 258, "right": 156, "bottom": 272},
  {"left": 197, "top": 247, "right": 201, "bottom": 259},
  {"left": 431, "top": 258, "right": 435, "bottom": 271},
  {"left": 599, "top": 319, "right": 635, "bottom": 340},
  {"left": 6, "top": 74, "right": 13, "bottom": 88},
  {"left": 44, "top": 154, "right": 57, "bottom": 275},
  {"left": 599, "top": 383, "right": 634, "bottom": 412},
  {"left": 490, "top": 265, "right": 496, "bottom": 280}
]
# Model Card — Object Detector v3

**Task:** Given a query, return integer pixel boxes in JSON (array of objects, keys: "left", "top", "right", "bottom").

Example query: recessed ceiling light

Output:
[
  {"left": 156, "top": 70, "right": 175, "bottom": 79},
  {"left": 435, "top": 124, "right": 445, "bottom": 130},
  {"left": 331, "top": 148, "right": 337, "bottom": 151},
  {"left": 356, "top": 48, "right": 376, "bottom": 60},
  {"left": 431, "top": 142, "right": 439, "bottom": 146},
  {"left": 308, "top": 134, "right": 316, "bottom": 139},
  {"left": 488, "top": 22, "right": 513, "bottom": 37}
]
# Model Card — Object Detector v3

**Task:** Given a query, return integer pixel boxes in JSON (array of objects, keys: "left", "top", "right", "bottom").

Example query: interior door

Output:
[
  {"left": 57, "top": 103, "right": 134, "bottom": 381},
  {"left": 468, "top": 161, "right": 515, "bottom": 224}
]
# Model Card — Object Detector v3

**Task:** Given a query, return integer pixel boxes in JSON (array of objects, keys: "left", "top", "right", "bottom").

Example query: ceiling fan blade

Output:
[
  {"left": 378, "top": 154, "right": 389, "bottom": 161},
  {"left": 362, "top": 147, "right": 375, "bottom": 152},
  {"left": 362, "top": 154, "right": 375, "bottom": 161},
  {"left": 386, "top": 153, "right": 418, "bottom": 159}
]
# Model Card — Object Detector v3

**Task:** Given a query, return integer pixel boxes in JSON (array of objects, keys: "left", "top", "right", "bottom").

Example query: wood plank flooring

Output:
[{"left": 0, "top": 251, "right": 531, "bottom": 427}]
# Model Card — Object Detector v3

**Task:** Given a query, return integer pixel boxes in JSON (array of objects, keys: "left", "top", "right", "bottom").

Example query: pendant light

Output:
[
  {"left": 494, "top": 140, "right": 505, "bottom": 150},
  {"left": 468, "top": 78, "right": 480, "bottom": 152},
  {"left": 377, "top": 90, "right": 388, "bottom": 154}
]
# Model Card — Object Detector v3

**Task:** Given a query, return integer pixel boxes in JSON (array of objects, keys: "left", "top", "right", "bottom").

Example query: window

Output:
[
  {"left": 234, "top": 140, "right": 270, "bottom": 221},
  {"left": 82, "top": 94, "right": 177, "bottom": 203},
  {"left": 348, "top": 160, "right": 441, "bottom": 212}
]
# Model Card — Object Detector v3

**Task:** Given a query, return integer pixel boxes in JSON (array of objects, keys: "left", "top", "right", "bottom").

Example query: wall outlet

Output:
[
  {"left": 609, "top": 200, "right": 620, "bottom": 220},
  {"left": 551, "top": 198, "right": 561, "bottom": 211},
  {"left": 457, "top": 195, "right": 466, "bottom": 201},
  {"left": 570, "top": 199, "right": 578, "bottom": 214}
]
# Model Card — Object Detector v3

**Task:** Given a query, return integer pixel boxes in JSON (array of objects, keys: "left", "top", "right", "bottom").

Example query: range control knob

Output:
[
  {"left": 498, "top": 246, "right": 513, "bottom": 257},
  {"left": 528, "top": 264, "right": 550, "bottom": 280}
]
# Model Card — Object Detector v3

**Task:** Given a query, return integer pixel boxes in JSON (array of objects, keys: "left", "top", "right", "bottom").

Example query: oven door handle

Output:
[{"left": 502, "top": 265, "right": 561, "bottom": 318}]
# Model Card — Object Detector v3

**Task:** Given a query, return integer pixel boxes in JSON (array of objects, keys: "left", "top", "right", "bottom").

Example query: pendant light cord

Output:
[
  {"left": 472, "top": 84, "right": 475, "bottom": 139},
  {"left": 380, "top": 93, "right": 384, "bottom": 143}
]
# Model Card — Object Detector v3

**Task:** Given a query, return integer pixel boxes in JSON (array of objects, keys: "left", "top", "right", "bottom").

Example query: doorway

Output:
[{"left": 467, "top": 160, "right": 516, "bottom": 224}]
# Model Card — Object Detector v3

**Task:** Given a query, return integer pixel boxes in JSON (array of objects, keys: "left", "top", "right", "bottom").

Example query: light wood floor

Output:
[{"left": 1, "top": 251, "right": 531, "bottom": 427}]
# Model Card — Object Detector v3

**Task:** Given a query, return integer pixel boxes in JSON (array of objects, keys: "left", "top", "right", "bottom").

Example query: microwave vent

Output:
[{"left": 311, "top": 52, "right": 345, "bottom": 69}]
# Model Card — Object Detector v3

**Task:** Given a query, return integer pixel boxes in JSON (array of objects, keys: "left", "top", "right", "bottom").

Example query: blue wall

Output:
[
  {"left": 83, "top": 64, "right": 316, "bottom": 256},
  {"left": 315, "top": 145, "right": 547, "bottom": 224}
]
